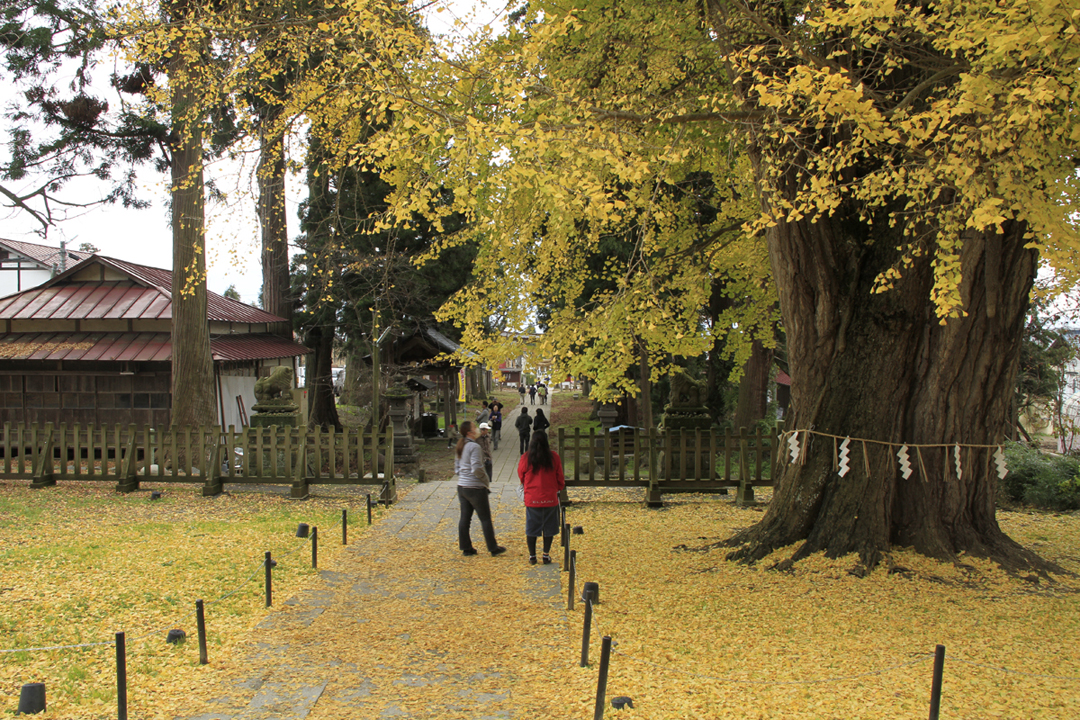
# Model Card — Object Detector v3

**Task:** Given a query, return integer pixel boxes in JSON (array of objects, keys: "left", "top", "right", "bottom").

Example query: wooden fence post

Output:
[
  {"left": 202, "top": 427, "right": 224, "bottom": 497},
  {"left": 30, "top": 423, "right": 56, "bottom": 488},
  {"left": 116, "top": 424, "right": 139, "bottom": 493},
  {"left": 291, "top": 428, "right": 310, "bottom": 500},
  {"left": 379, "top": 428, "right": 397, "bottom": 504},
  {"left": 736, "top": 426, "right": 756, "bottom": 506}
]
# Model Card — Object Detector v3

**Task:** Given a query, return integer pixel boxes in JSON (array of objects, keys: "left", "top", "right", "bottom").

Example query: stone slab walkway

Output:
[{"left": 179, "top": 392, "right": 568, "bottom": 720}]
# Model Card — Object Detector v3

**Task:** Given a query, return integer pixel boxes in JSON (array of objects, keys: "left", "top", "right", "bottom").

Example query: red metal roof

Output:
[
  {"left": 210, "top": 334, "right": 310, "bottom": 362},
  {"left": 0, "top": 333, "right": 308, "bottom": 362},
  {"left": 0, "top": 256, "right": 285, "bottom": 323},
  {"left": 0, "top": 238, "right": 94, "bottom": 268}
]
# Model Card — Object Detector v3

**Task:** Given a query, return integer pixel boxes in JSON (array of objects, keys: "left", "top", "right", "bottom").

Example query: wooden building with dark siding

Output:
[{"left": 0, "top": 255, "right": 308, "bottom": 428}]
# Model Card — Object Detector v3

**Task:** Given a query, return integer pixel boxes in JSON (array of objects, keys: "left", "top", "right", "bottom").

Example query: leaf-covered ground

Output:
[
  {"left": 558, "top": 488, "right": 1080, "bottom": 719},
  {"left": 0, "top": 480, "right": 384, "bottom": 718},
  {"left": 2, "top": 477, "right": 1078, "bottom": 718}
]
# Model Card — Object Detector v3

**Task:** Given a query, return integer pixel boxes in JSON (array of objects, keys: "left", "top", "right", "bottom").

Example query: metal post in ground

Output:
[
  {"left": 367, "top": 494, "right": 373, "bottom": 525},
  {"left": 342, "top": 509, "right": 348, "bottom": 545},
  {"left": 929, "top": 644, "right": 946, "bottom": 720},
  {"left": 264, "top": 551, "right": 273, "bottom": 607},
  {"left": 563, "top": 523, "right": 571, "bottom": 571},
  {"left": 593, "top": 635, "right": 612, "bottom": 720},
  {"left": 311, "top": 526, "right": 318, "bottom": 570},
  {"left": 195, "top": 599, "right": 208, "bottom": 665},
  {"left": 115, "top": 631, "right": 127, "bottom": 720},
  {"left": 568, "top": 550, "right": 577, "bottom": 611},
  {"left": 581, "top": 599, "right": 593, "bottom": 667}
]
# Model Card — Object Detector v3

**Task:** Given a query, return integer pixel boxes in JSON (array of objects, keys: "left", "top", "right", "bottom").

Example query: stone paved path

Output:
[{"left": 180, "top": 391, "right": 567, "bottom": 720}]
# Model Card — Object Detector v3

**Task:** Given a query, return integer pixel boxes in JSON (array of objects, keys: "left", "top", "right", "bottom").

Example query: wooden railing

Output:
[
  {"left": 555, "top": 426, "right": 780, "bottom": 505},
  {"left": 1, "top": 423, "right": 396, "bottom": 502}
]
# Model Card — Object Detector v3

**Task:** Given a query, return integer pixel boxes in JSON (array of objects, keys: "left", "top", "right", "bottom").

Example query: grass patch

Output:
[
  {"left": 0, "top": 480, "right": 390, "bottom": 717},
  {"left": 549, "top": 392, "right": 598, "bottom": 434}
]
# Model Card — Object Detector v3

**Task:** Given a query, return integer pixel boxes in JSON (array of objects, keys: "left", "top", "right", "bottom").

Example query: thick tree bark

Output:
[
  {"left": 726, "top": 212, "right": 1056, "bottom": 572},
  {"left": 168, "top": 19, "right": 216, "bottom": 430},
  {"left": 258, "top": 127, "right": 292, "bottom": 336},
  {"left": 734, "top": 338, "right": 773, "bottom": 430},
  {"left": 305, "top": 324, "right": 342, "bottom": 430}
]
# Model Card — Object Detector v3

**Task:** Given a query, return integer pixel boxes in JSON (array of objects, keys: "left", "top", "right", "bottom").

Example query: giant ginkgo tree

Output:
[{"left": 355, "top": 0, "right": 1080, "bottom": 571}]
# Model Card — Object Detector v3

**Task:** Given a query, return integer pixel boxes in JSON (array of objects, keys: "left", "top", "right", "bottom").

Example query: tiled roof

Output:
[{"left": 0, "top": 332, "right": 309, "bottom": 362}]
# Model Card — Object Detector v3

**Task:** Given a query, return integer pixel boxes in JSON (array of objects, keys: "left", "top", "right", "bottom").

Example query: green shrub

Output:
[{"left": 1000, "top": 442, "right": 1080, "bottom": 511}]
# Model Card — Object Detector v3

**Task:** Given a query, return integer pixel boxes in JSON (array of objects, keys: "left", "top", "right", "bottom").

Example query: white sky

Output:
[{"left": 0, "top": 1, "right": 509, "bottom": 308}]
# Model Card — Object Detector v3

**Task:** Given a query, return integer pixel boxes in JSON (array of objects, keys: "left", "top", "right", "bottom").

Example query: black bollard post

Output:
[
  {"left": 195, "top": 599, "right": 208, "bottom": 665},
  {"left": 563, "top": 523, "right": 571, "bottom": 571},
  {"left": 311, "top": 526, "right": 318, "bottom": 570},
  {"left": 568, "top": 550, "right": 577, "bottom": 611},
  {"left": 342, "top": 509, "right": 348, "bottom": 545},
  {"left": 115, "top": 632, "right": 128, "bottom": 720},
  {"left": 928, "top": 644, "right": 946, "bottom": 720},
  {"left": 593, "top": 635, "right": 612, "bottom": 720},
  {"left": 581, "top": 599, "right": 593, "bottom": 667},
  {"left": 264, "top": 551, "right": 273, "bottom": 607},
  {"left": 367, "top": 494, "right": 373, "bottom": 525},
  {"left": 17, "top": 683, "right": 46, "bottom": 714}
]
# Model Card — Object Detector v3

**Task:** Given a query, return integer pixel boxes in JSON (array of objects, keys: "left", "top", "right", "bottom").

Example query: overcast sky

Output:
[{"left": 0, "top": 1, "right": 508, "bottom": 308}]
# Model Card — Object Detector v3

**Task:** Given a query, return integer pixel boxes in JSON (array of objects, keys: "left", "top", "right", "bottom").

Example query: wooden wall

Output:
[{"left": 0, "top": 363, "right": 171, "bottom": 427}]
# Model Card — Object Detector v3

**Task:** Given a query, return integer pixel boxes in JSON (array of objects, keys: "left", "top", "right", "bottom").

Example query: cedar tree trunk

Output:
[
  {"left": 258, "top": 126, "right": 292, "bottom": 336},
  {"left": 734, "top": 338, "right": 773, "bottom": 430},
  {"left": 306, "top": 324, "right": 342, "bottom": 430},
  {"left": 168, "top": 23, "right": 216, "bottom": 430},
  {"left": 726, "top": 211, "right": 1056, "bottom": 573}
]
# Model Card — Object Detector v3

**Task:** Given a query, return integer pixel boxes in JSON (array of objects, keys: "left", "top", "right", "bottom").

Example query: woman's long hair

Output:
[
  {"left": 456, "top": 421, "right": 475, "bottom": 458},
  {"left": 526, "top": 430, "right": 553, "bottom": 470}
]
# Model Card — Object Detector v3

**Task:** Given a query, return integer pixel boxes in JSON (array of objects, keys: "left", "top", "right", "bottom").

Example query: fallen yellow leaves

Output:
[
  {"left": 554, "top": 489, "right": 1080, "bottom": 719},
  {"left": 2, "top": 479, "right": 1077, "bottom": 719},
  {"left": 0, "top": 479, "right": 377, "bottom": 719}
]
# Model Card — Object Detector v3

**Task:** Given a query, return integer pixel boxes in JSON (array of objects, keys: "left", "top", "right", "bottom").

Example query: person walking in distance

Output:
[
  {"left": 537, "top": 383, "right": 547, "bottom": 405},
  {"left": 518, "top": 384, "right": 526, "bottom": 405},
  {"left": 533, "top": 407, "right": 550, "bottom": 434},
  {"left": 455, "top": 421, "right": 506, "bottom": 557},
  {"left": 489, "top": 404, "right": 503, "bottom": 450},
  {"left": 528, "top": 385, "right": 537, "bottom": 405},
  {"left": 517, "top": 430, "right": 565, "bottom": 565},
  {"left": 515, "top": 407, "right": 533, "bottom": 455}
]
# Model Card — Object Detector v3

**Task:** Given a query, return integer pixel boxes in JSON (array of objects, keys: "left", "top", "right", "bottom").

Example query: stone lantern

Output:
[{"left": 384, "top": 376, "right": 418, "bottom": 467}]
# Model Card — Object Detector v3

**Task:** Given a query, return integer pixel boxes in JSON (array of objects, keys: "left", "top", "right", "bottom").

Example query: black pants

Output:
[
  {"left": 519, "top": 431, "right": 530, "bottom": 455},
  {"left": 458, "top": 486, "right": 499, "bottom": 553}
]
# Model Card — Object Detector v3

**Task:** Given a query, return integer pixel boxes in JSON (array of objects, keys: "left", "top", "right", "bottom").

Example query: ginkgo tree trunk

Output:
[
  {"left": 708, "top": 0, "right": 1079, "bottom": 572},
  {"left": 729, "top": 210, "right": 1043, "bottom": 571}
]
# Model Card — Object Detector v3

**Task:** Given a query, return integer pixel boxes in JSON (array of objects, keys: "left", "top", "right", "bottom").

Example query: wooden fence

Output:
[
  {"left": 555, "top": 426, "right": 780, "bottom": 505},
  {"left": 0, "top": 423, "right": 395, "bottom": 501}
]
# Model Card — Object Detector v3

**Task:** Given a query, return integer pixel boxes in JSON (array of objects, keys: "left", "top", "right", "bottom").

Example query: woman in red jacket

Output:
[{"left": 516, "top": 430, "right": 565, "bottom": 565}]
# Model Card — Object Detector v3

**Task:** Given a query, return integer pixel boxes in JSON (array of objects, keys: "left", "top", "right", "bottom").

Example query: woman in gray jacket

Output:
[{"left": 455, "top": 421, "right": 507, "bottom": 556}]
